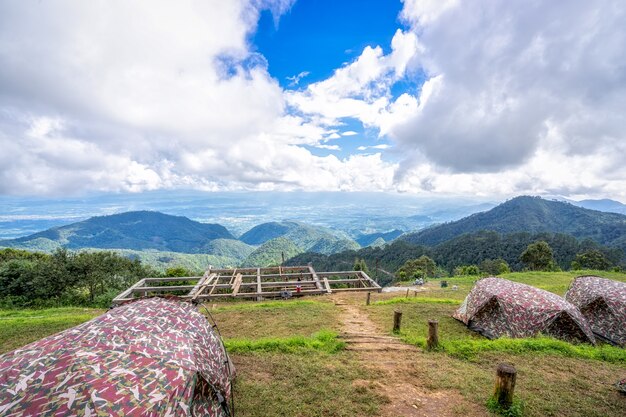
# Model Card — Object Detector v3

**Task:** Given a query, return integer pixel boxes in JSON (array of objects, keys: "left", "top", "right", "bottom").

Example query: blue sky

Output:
[{"left": 0, "top": 0, "right": 625, "bottom": 200}]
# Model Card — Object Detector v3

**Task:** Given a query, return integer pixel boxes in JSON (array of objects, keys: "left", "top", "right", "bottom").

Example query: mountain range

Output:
[
  {"left": 401, "top": 196, "right": 626, "bottom": 250},
  {"left": 0, "top": 213, "right": 366, "bottom": 270},
  {"left": 3, "top": 195, "right": 626, "bottom": 272}
]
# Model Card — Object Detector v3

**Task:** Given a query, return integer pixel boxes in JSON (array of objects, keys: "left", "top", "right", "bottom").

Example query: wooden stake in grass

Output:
[
  {"left": 406, "top": 288, "right": 410, "bottom": 298},
  {"left": 393, "top": 310, "right": 402, "bottom": 333},
  {"left": 494, "top": 363, "right": 517, "bottom": 409},
  {"left": 366, "top": 292, "right": 371, "bottom": 306},
  {"left": 427, "top": 320, "right": 439, "bottom": 350}
]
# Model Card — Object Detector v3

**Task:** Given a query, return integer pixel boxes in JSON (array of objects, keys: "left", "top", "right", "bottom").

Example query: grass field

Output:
[{"left": 0, "top": 271, "right": 625, "bottom": 416}]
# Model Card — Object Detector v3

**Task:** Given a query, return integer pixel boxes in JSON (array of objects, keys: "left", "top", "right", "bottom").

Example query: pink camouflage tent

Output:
[
  {"left": 0, "top": 297, "right": 235, "bottom": 416},
  {"left": 565, "top": 276, "right": 626, "bottom": 346},
  {"left": 453, "top": 277, "right": 595, "bottom": 344}
]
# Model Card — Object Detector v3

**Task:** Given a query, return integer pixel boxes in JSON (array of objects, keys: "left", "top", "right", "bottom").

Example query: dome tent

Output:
[
  {"left": 453, "top": 277, "right": 595, "bottom": 344},
  {"left": 0, "top": 297, "right": 234, "bottom": 416},
  {"left": 565, "top": 276, "right": 626, "bottom": 346}
]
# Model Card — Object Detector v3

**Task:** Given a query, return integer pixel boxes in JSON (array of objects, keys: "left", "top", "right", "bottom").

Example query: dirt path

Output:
[{"left": 334, "top": 296, "right": 484, "bottom": 417}]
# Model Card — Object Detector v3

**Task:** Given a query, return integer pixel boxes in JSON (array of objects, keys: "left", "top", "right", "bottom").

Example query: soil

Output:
[{"left": 333, "top": 294, "right": 485, "bottom": 417}]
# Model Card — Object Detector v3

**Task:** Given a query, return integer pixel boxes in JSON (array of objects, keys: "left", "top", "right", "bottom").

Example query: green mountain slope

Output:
[
  {"left": 401, "top": 196, "right": 626, "bottom": 249},
  {"left": 239, "top": 221, "right": 360, "bottom": 255},
  {"left": 0, "top": 211, "right": 235, "bottom": 253},
  {"left": 241, "top": 237, "right": 303, "bottom": 267}
]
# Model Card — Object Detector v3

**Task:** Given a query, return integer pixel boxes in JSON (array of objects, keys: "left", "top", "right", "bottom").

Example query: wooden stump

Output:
[
  {"left": 494, "top": 363, "right": 517, "bottom": 408},
  {"left": 406, "top": 288, "right": 410, "bottom": 298},
  {"left": 427, "top": 320, "right": 439, "bottom": 350},
  {"left": 366, "top": 292, "right": 371, "bottom": 306},
  {"left": 393, "top": 310, "right": 402, "bottom": 333}
]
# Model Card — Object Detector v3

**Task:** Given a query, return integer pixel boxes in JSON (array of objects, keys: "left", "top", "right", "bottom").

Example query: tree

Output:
[
  {"left": 353, "top": 258, "right": 370, "bottom": 274},
  {"left": 396, "top": 255, "right": 436, "bottom": 280},
  {"left": 454, "top": 265, "right": 480, "bottom": 276},
  {"left": 165, "top": 266, "right": 194, "bottom": 277},
  {"left": 520, "top": 241, "right": 554, "bottom": 271},
  {"left": 480, "top": 258, "right": 510, "bottom": 275},
  {"left": 571, "top": 249, "right": 611, "bottom": 270}
]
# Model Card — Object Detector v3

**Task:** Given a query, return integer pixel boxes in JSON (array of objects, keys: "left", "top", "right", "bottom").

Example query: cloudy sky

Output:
[{"left": 1, "top": 0, "right": 625, "bottom": 200}]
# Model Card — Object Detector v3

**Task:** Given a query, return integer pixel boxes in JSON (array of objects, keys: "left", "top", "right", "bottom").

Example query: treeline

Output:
[
  {"left": 286, "top": 231, "right": 624, "bottom": 286},
  {"left": 0, "top": 248, "right": 196, "bottom": 308}
]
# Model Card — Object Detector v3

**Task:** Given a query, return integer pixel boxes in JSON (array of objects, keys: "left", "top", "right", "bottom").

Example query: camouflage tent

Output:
[
  {"left": 454, "top": 277, "right": 595, "bottom": 344},
  {"left": 565, "top": 276, "right": 626, "bottom": 346},
  {"left": 0, "top": 297, "right": 235, "bottom": 416}
]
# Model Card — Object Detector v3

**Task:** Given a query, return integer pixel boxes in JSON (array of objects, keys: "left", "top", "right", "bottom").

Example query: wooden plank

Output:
[
  {"left": 132, "top": 285, "right": 197, "bottom": 292},
  {"left": 208, "top": 273, "right": 222, "bottom": 295},
  {"left": 323, "top": 277, "right": 332, "bottom": 294},
  {"left": 187, "top": 269, "right": 212, "bottom": 297},
  {"left": 143, "top": 276, "right": 202, "bottom": 283},
  {"left": 308, "top": 265, "right": 324, "bottom": 292},
  {"left": 256, "top": 268, "right": 262, "bottom": 301},
  {"left": 231, "top": 273, "right": 243, "bottom": 297},
  {"left": 192, "top": 273, "right": 218, "bottom": 301},
  {"left": 112, "top": 278, "right": 146, "bottom": 304}
]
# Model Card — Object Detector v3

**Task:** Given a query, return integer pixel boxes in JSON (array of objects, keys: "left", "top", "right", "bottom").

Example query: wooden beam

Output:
[
  {"left": 231, "top": 273, "right": 243, "bottom": 297},
  {"left": 323, "top": 277, "right": 332, "bottom": 294},
  {"left": 112, "top": 278, "right": 146, "bottom": 304},
  {"left": 188, "top": 268, "right": 212, "bottom": 297},
  {"left": 143, "top": 276, "right": 202, "bottom": 283},
  {"left": 192, "top": 273, "right": 218, "bottom": 301},
  {"left": 256, "top": 268, "right": 262, "bottom": 302}
]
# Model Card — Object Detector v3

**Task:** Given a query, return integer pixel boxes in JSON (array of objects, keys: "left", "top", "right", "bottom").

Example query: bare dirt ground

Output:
[{"left": 333, "top": 294, "right": 486, "bottom": 417}]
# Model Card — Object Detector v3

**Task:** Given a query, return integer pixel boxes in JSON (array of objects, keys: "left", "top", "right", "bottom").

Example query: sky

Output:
[{"left": 0, "top": 0, "right": 625, "bottom": 200}]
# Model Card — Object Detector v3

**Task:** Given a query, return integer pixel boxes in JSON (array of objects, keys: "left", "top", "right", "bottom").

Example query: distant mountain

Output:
[
  {"left": 401, "top": 196, "right": 626, "bottom": 250},
  {"left": 239, "top": 221, "right": 360, "bottom": 255},
  {"left": 573, "top": 199, "right": 626, "bottom": 215},
  {"left": 0, "top": 211, "right": 234, "bottom": 253},
  {"left": 356, "top": 229, "right": 403, "bottom": 247},
  {"left": 241, "top": 237, "right": 302, "bottom": 267}
]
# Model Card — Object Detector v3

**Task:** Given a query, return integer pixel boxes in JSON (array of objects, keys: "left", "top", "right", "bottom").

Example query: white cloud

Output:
[
  {"left": 315, "top": 144, "right": 341, "bottom": 151},
  {"left": 2, "top": 0, "right": 626, "bottom": 200},
  {"left": 357, "top": 144, "right": 391, "bottom": 151}
]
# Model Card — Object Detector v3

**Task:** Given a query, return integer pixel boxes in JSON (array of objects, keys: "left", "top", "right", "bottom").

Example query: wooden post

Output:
[
  {"left": 413, "top": 290, "right": 418, "bottom": 297},
  {"left": 427, "top": 320, "right": 439, "bottom": 350},
  {"left": 393, "top": 310, "right": 402, "bottom": 333},
  {"left": 366, "top": 292, "right": 371, "bottom": 306},
  {"left": 406, "top": 288, "right": 409, "bottom": 298},
  {"left": 494, "top": 364, "right": 517, "bottom": 408}
]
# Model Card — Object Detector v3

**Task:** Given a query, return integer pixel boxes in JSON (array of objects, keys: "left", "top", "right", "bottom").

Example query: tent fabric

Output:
[
  {"left": 454, "top": 277, "right": 595, "bottom": 344},
  {"left": 0, "top": 297, "right": 234, "bottom": 416},
  {"left": 565, "top": 276, "right": 626, "bottom": 346}
]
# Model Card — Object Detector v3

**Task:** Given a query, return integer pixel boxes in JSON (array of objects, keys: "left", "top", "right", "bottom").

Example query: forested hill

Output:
[
  {"left": 287, "top": 231, "right": 624, "bottom": 286},
  {"left": 401, "top": 196, "right": 626, "bottom": 249},
  {"left": 239, "top": 221, "right": 359, "bottom": 255},
  {"left": 0, "top": 211, "right": 234, "bottom": 253}
]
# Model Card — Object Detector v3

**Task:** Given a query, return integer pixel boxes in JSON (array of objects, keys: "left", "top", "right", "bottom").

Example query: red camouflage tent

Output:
[
  {"left": 565, "top": 276, "right": 626, "bottom": 346},
  {"left": 453, "top": 277, "right": 595, "bottom": 344},
  {"left": 0, "top": 297, "right": 234, "bottom": 416}
]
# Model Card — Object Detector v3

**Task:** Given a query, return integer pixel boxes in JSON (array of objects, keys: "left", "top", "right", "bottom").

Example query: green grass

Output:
[
  {"left": 401, "top": 334, "right": 626, "bottom": 363},
  {"left": 210, "top": 299, "right": 321, "bottom": 312},
  {"left": 373, "top": 296, "right": 462, "bottom": 305},
  {"left": 224, "top": 330, "right": 345, "bottom": 354},
  {"left": 206, "top": 298, "right": 339, "bottom": 339},
  {"left": 0, "top": 307, "right": 103, "bottom": 353},
  {"left": 232, "top": 351, "right": 387, "bottom": 417}
]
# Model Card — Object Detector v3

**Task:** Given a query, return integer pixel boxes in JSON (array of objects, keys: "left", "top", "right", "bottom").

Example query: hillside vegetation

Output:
[
  {"left": 240, "top": 221, "right": 360, "bottom": 255},
  {"left": 0, "top": 211, "right": 234, "bottom": 253},
  {"left": 402, "top": 196, "right": 626, "bottom": 250}
]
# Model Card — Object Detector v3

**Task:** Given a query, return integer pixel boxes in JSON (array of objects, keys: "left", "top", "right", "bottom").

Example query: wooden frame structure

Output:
[{"left": 112, "top": 265, "right": 381, "bottom": 305}]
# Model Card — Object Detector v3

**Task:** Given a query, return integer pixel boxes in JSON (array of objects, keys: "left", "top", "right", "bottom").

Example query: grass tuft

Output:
[
  {"left": 224, "top": 330, "right": 345, "bottom": 354},
  {"left": 401, "top": 335, "right": 626, "bottom": 363},
  {"left": 373, "top": 297, "right": 462, "bottom": 306},
  {"left": 486, "top": 397, "right": 525, "bottom": 417}
]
